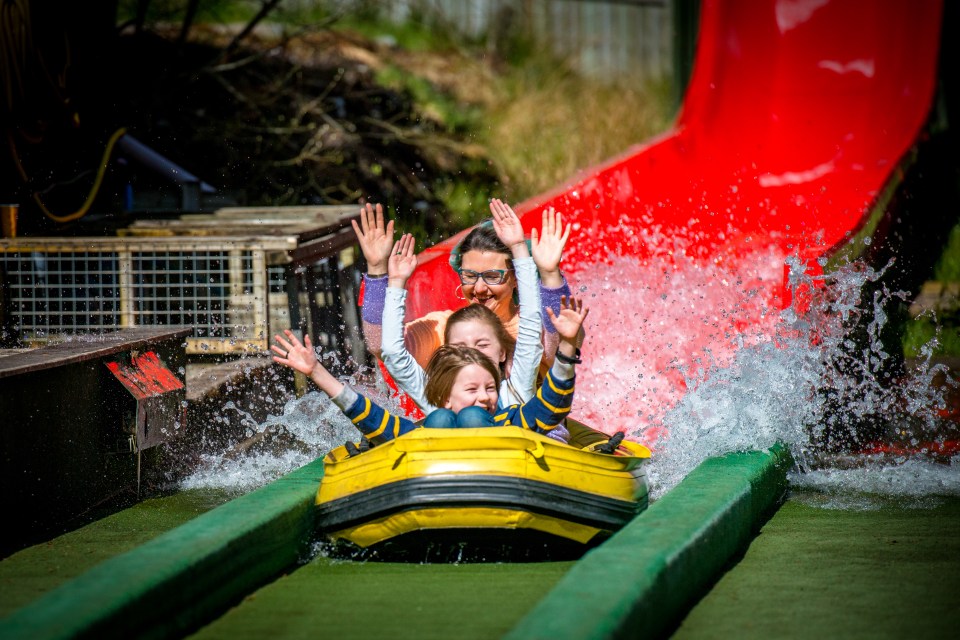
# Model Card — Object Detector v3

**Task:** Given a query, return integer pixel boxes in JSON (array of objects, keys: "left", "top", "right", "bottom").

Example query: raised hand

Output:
[
  {"left": 388, "top": 233, "right": 418, "bottom": 288},
  {"left": 546, "top": 295, "right": 590, "bottom": 344},
  {"left": 271, "top": 329, "right": 318, "bottom": 375},
  {"left": 489, "top": 198, "right": 527, "bottom": 255},
  {"left": 531, "top": 207, "right": 570, "bottom": 285},
  {"left": 272, "top": 329, "right": 345, "bottom": 398},
  {"left": 350, "top": 203, "right": 395, "bottom": 275}
]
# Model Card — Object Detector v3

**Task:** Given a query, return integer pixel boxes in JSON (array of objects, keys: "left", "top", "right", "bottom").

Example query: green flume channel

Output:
[
  {"left": 0, "top": 459, "right": 323, "bottom": 639},
  {"left": 0, "top": 448, "right": 790, "bottom": 638},
  {"left": 673, "top": 492, "right": 960, "bottom": 639},
  {"left": 189, "top": 558, "right": 574, "bottom": 640},
  {"left": 0, "top": 490, "right": 227, "bottom": 616},
  {"left": 504, "top": 446, "right": 792, "bottom": 640}
]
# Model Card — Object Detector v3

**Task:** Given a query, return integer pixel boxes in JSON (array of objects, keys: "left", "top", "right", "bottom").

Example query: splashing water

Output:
[
  {"left": 571, "top": 250, "right": 957, "bottom": 500},
  {"left": 788, "top": 458, "right": 960, "bottom": 510},
  {"left": 180, "top": 363, "right": 398, "bottom": 492},
  {"left": 570, "top": 246, "right": 787, "bottom": 444},
  {"left": 182, "top": 240, "right": 959, "bottom": 507}
]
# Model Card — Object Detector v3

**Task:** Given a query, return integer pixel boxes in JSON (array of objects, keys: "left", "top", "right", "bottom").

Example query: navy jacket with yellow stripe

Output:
[{"left": 340, "top": 363, "right": 575, "bottom": 442}]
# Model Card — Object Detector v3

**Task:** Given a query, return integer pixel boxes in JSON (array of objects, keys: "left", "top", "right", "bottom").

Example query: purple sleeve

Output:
[
  {"left": 539, "top": 275, "right": 572, "bottom": 334},
  {"left": 361, "top": 274, "right": 388, "bottom": 324}
]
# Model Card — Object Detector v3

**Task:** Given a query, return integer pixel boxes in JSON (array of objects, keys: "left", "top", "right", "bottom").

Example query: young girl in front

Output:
[{"left": 271, "top": 296, "right": 588, "bottom": 441}]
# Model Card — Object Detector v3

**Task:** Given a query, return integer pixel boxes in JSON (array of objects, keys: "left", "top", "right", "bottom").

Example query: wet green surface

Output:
[
  {"left": 506, "top": 446, "right": 792, "bottom": 640},
  {"left": 189, "top": 556, "right": 574, "bottom": 640},
  {"left": 0, "top": 489, "right": 227, "bottom": 616},
  {"left": 673, "top": 492, "right": 960, "bottom": 639}
]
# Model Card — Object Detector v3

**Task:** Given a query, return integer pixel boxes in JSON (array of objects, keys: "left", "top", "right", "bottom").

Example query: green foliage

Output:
[
  {"left": 933, "top": 224, "right": 960, "bottom": 281},
  {"left": 335, "top": 15, "right": 464, "bottom": 52},
  {"left": 116, "top": 0, "right": 260, "bottom": 26},
  {"left": 902, "top": 315, "right": 960, "bottom": 358},
  {"left": 901, "top": 223, "right": 960, "bottom": 357},
  {"left": 110, "top": 1, "right": 671, "bottom": 247},
  {"left": 435, "top": 177, "right": 497, "bottom": 228},
  {"left": 374, "top": 65, "right": 481, "bottom": 133},
  {"left": 482, "top": 59, "right": 673, "bottom": 202}
]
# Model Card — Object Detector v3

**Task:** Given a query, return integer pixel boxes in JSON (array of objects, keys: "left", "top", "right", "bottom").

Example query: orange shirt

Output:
[{"left": 403, "top": 309, "right": 553, "bottom": 378}]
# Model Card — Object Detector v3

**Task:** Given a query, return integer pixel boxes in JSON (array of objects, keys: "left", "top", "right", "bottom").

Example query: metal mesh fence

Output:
[
  {"left": 132, "top": 251, "right": 243, "bottom": 335},
  {"left": 2, "top": 252, "right": 122, "bottom": 334},
  {"left": 0, "top": 248, "right": 266, "bottom": 351}
]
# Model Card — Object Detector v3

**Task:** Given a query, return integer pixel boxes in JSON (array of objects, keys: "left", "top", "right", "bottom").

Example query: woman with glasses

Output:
[{"left": 353, "top": 200, "right": 574, "bottom": 379}]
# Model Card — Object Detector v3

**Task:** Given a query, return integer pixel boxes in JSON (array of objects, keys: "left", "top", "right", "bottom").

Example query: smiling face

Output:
[
  {"left": 445, "top": 318, "right": 507, "bottom": 369},
  {"left": 443, "top": 363, "right": 499, "bottom": 413},
  {"left": 459, "top": 250, "right": 516, "bottom": 322}
]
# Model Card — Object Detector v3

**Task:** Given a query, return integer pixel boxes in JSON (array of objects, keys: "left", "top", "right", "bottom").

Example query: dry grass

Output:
[
  {"left": 481, "top": 65, "right": 674, "bottom": 201},
  {"left": 376, "top": 37, "right": 674, "bottom": 205}
]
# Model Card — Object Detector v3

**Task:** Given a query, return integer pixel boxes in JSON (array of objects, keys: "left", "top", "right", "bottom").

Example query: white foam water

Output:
[{"left": 788, "top": 457, "right": 960, "bottom": 510}]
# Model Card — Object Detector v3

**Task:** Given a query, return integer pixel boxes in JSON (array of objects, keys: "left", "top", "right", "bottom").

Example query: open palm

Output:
[
  {"left": 546, "top": 296, "right": 589, "bottom": 342},
  {"left": 531, "top": 207, "right": 570, "bottom": 273},
  {"left": 271, "top": 330, "right": 317, "bottom": 375},
  {"left": 489, "top": 198, "right": 526, "bottom": 249},
  {"left": 350, "top": 203, "right": 394, "bottom": 272},
  {"left": 388, "top": 234, "right": 418, "bottom": 283}
]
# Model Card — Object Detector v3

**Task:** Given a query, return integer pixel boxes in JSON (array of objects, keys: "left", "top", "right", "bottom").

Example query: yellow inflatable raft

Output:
[{"left": 315, "top": 423, "right": 651, "bottom": 558}]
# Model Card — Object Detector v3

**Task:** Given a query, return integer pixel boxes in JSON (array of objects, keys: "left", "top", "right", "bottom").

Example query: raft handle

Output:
[{"left": 525, "top": 438, "right": 546, "bottom": 460}]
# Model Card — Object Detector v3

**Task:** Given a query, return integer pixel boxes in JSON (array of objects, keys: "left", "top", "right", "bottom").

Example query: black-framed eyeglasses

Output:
[{"left": 457, "top": 268, "right": 513, "bottom": 285}]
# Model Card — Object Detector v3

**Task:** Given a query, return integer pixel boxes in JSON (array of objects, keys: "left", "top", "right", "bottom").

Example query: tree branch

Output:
[{"left": 221, "top": 0, "right": 283, "bottom": 60}]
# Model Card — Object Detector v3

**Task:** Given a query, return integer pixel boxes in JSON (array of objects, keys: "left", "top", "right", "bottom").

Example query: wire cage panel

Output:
[
  {"left": 0, "top": 248, "right": 269, "bottom": 353},
  {"left": 2, "top": 252, "right": 122, "bottom": 334}
]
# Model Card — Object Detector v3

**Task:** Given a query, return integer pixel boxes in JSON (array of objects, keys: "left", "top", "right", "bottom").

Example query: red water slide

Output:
[{"left": 402, "top": 0, "right": 945, "bottom": 437}]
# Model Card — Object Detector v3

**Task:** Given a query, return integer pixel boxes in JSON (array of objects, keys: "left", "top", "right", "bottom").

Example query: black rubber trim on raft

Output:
[{"left": 316, "top": 475, "right": 645, "bottom": 533}]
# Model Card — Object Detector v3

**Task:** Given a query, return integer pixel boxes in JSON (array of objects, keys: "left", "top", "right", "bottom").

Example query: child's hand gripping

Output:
[
  {"left": 489, "top": 198, "right": 529, "bottom": 259},
  {"left": 351, "top": 203, "right": 395, "bottom": 276},
  {"left": 531, "top": 207, "right": 570, "bottom": 287},
  {"left": 546, "top": 296, "right": 590, "bottom": 352},
  {"left": 387, "top": 233, "right": 418, "bottom": 289}
]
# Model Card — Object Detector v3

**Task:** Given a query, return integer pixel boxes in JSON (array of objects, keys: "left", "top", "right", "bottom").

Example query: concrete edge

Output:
[
  {"left": 0, "top": 459, "right": 325, "bottom": 640},
  {"left": 503, "top": 445, "right": 793, "bottom": 640}
]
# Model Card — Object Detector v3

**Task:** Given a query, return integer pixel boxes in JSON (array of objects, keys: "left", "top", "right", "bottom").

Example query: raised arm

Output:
[
  {"left": 547, "top": 295, "right": 589, "bottom": 362},
  {"left": 531, "top": 207, "right": 570, "bottom": 289},
  {"left": 532, "top": 207, "right": 575, "bottom": 361},
  {"left": 512, "top": 296, "right": 589, "bottom": 435},
  {"left": 387, "top": 233, "right": 418, "bottom": 290},
  {"left": 352, "top": 203, "right": 394, "bottom": 278},
  {"left": 272, "top": 330, "right": 344, "bottom": 399},
  {"left": 490, "top": 199, "right": 542, "bottom": 405},
  {"left": 352, "top": 203, "right": 394, "bottom": 359},
  {"left": 272, "top": 329, "right": 418, "bottom": 441},
  {"left": 381, "top": 234, "right": 438, "bottom": 414},
  {"left": 490, "top": 198, "right": 530, "bottom": 260}
]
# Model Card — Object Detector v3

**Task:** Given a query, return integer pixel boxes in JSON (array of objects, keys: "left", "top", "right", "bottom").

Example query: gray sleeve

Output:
[{"left": 331, "top": 385, "right": 360, "bottom": 412}]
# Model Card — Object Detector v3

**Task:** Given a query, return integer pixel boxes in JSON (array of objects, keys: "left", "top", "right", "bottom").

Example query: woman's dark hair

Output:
[{"left": 449, "top": 221, "right": 512, "bottom": 271}]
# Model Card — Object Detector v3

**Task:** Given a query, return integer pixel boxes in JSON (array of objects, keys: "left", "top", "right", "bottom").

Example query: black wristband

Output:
[{"left": 554, "top": 348, "right": 582, "bottom": 365}]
